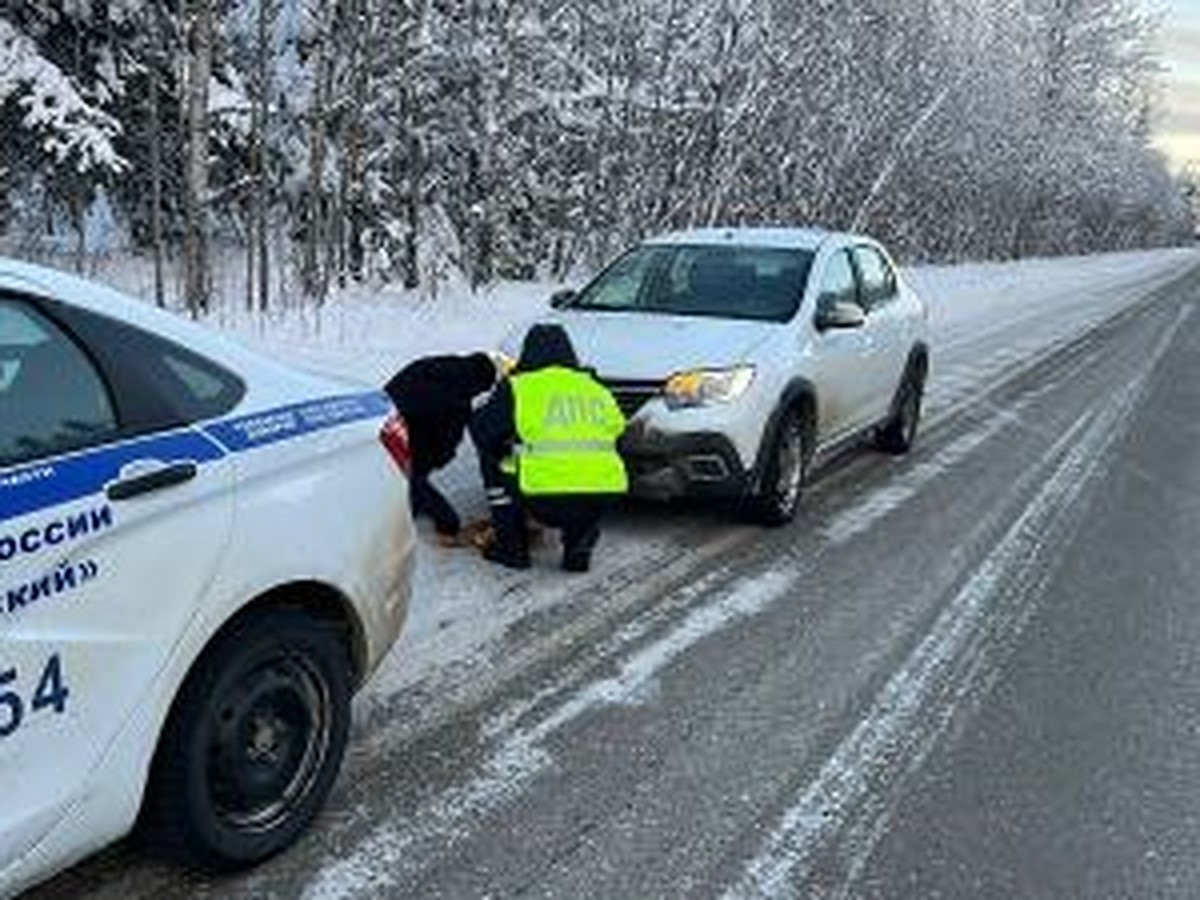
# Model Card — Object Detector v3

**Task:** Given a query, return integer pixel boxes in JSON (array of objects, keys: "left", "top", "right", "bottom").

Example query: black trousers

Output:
[
  {"left": 409, "top": 468, "right": 461, "bottom": 536},
  {"left": 476, "top": 451, "right": 606, "bottom": 564}
]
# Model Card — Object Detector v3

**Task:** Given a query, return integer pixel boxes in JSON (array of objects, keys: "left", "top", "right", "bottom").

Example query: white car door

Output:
[
  {"left": 852, "top": 244, "right": 911, "bottom": 422},
  {"left": 806, "top": 248, "right": 875, "bottom": 440},
  {"left": 0, "top": 297, "right": 235, "bottom": 874}
]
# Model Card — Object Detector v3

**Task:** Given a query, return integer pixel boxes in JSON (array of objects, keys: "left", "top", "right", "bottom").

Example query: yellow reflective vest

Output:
[{"left": 509, "top": 366, "right": 628, "bottom": 496}]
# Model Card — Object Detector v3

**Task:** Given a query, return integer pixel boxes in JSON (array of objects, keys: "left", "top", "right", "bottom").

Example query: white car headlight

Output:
[{"left": 664, "top": 365, "right": 755, "bottom": 410}]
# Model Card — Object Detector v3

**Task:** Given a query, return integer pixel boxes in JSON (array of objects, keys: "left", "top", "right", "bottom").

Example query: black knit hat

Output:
[{"left": 517, "top": 323, "right": 579, "bottom": 371}]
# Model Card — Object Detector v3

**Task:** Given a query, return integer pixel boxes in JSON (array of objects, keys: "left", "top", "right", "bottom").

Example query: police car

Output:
[{"left": 0, "top": 260, "right": 416, "bottom": 894}]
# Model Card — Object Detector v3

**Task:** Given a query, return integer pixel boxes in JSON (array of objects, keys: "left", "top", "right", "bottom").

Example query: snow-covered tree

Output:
[{"left": 0, "top": 0, "right": 1191, "bottom": 300}]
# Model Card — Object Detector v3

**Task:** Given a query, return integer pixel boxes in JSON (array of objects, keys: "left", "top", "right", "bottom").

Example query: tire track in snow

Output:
[
  {"left": 303, "top": 565, "right": 798, "bottom": 900},
  {"left": 721, "top": 303, "right": 1193, "bottom": 900}
]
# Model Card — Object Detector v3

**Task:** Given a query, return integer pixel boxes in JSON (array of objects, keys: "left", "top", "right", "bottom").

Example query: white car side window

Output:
[
  {"left": 854, "top": 246, "right": 898, "bottom": 310},
  {"left": 818, "top": 251, "right": 861, "bottom": 311}
]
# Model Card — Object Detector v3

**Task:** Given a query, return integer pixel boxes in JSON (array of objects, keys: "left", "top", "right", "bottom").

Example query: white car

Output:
[
  {"left": 532, "top": 227, "right": 930, "bottom": 523},
  {"left": 0, "top": 260, "right": 415, "bottom": 894}
]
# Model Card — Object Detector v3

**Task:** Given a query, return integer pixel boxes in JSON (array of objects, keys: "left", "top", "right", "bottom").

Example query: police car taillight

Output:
[{"left": 380, "top": 414, "right": 412, "bottom": 475}]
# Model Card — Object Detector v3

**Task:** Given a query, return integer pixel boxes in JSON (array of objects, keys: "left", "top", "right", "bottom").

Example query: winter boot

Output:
[
  {"left": 561, "top": 522, "right": 600, "bottom": 573},
  {"left": 482, "top": 502, "right": 530, "bottom": 570},
  {"left": 484, "top": 542, "right": 532, "bottom": 570}
]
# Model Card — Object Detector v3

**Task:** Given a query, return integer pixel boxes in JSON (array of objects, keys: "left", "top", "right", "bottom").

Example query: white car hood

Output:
[{"left": 540, "top": 310, "right": 773, "bottom": 381}]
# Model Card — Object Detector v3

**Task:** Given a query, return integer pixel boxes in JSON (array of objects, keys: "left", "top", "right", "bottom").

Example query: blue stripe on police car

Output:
[
  {"left": 0, "top": 431, "right": 224, "bottom": 526},
  {"left": 203, "top": 392, "right": 393, "bottom": 452},
  {"left": 0, "top": 391, "right": 392, "bottom": 526}
]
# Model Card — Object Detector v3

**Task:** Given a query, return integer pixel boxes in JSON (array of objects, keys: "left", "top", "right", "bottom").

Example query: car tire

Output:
[
  {"left": 139, "top": 607, "right": 352, "bottom": 871},
  {"left": 876, "top": 361, "right": 925, "bottom": 455},
  {"left": 745, "top": 406, "right": 811, "bottom": 526}
]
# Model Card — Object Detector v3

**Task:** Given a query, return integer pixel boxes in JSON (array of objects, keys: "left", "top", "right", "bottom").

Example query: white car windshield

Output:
[{"left": 568, "top": 245, "right": 815, "bottom": 322}]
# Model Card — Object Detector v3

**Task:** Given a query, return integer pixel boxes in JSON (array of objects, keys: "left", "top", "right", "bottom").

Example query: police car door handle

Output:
[{"left": 106, "top": 461, "right": 199, "bottom": 502}]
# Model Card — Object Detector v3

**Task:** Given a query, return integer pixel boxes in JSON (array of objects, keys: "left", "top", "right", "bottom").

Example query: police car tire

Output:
[{"left": 139, "top": 607, "right": 352, "bottom": 870}]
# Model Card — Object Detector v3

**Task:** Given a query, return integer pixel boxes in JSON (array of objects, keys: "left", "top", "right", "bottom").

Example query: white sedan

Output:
[
  {"left": 532, "top": 227, "right": 930, "bottom": 524},
  {"left": 0, "top": 260, "right": 415, "bottom": 894}
]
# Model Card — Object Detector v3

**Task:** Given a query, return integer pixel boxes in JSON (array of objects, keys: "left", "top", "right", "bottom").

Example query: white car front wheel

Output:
[{"left": 745, "top": 407, "right": 810, "bottom": 526}]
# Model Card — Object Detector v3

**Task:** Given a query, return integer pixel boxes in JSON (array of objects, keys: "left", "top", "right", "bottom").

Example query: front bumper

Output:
[{"left": 619, "top": 424, "right": 751, "bottom": 501}]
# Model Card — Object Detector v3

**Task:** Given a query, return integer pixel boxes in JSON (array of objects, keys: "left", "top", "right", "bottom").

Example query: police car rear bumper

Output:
[{"left": 619, "top": 427, "right": 750, "bottom": 501}]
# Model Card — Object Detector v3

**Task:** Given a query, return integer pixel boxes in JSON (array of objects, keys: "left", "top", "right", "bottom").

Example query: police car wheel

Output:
[{"left": 140, "top": 607, "right": 352, "bottom": 870}]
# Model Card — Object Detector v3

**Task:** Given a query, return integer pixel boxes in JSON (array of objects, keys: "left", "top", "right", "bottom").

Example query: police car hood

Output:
[{"left": 531, "top": 309, "right": 774, "bottom": 381}]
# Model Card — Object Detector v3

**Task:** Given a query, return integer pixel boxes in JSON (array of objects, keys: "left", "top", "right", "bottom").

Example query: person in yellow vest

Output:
[{"left": 469, "top": 323, "right": 628, "bottom": 572}]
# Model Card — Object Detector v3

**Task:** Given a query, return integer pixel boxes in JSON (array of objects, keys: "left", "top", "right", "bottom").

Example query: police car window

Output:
[
  {"left": 52, "top": 304, "right": 246, "bottom": 429},
  {"left": 0, "top": 299, "right": 119, "bottom": 468},
  {"left": 164, "top": 353, "right": 230, "bottom": 405},
  {"left": 148, "top": 343, "right": 244, "bottom": 422}
]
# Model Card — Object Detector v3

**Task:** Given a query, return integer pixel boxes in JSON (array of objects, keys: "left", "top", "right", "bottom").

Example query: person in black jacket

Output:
[{"left": 384, "top": 353, "right": 499, "bottom": 542}]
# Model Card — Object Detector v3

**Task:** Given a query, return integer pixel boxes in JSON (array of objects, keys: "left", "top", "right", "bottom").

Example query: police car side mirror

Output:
[{"left": 549, "top": 289, "right": 577, "bottom": 309}]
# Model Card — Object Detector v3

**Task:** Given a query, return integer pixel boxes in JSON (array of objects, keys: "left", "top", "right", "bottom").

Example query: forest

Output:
[{"left": 1, "top": 0, "right": 1195, "bottom": 313}]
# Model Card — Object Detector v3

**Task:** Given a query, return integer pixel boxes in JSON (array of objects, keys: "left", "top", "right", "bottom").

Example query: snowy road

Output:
[{"left": 29, "top": 248, "right": 1200, "bottom": 898}]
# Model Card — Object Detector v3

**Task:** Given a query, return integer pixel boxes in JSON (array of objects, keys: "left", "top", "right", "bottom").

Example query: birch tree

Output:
[{"left": 183, "top": 0, "right": 213, "bottom": 314}]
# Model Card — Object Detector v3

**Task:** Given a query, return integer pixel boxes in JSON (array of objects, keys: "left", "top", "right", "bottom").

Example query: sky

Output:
[{"left": 1158, "top": 0, "right": 1200, "bottom": 172}]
